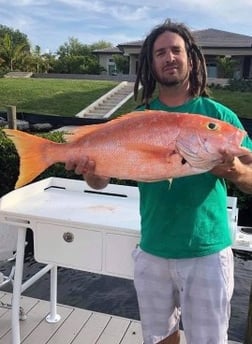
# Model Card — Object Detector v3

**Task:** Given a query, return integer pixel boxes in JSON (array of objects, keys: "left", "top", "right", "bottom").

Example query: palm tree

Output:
[
  {"left": 0, "top": 33, "right": 29, "bottom": 70},
  {"left": 216, "top": 56, "right": 237, "bottom": 78}
]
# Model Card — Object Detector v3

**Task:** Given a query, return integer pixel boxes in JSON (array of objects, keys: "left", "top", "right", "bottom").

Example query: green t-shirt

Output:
[{"left": 138, "top": 96, "right": 252, "bottom": 259}]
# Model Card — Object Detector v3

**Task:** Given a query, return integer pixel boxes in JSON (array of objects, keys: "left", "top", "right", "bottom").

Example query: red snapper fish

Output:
[{"left": 3, "top": 110, "right": 251, "bottom": 188}]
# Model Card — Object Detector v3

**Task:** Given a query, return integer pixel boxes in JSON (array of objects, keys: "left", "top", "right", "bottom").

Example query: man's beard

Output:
[
  {"left": 158, "top": 78, "right": 181, "bottom": 87},
  {"left": 153, "top": 68, "right": 190, "bottom": 88}
]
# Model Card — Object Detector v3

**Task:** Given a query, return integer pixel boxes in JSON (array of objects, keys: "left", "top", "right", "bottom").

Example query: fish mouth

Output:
[
  {"left": 228, "top": 128, "right": 247, "bottom": 151},
  {"left": 199, "top": 129, "right": 246, "bottom": 156}
]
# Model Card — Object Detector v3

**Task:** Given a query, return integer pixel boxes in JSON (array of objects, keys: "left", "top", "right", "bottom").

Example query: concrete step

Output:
[
  {"left": 4, "top": 71, "right": 33, "bottom": 78},
  {"left": 75, "top": 81, "right": 135, "bottom": 119}
]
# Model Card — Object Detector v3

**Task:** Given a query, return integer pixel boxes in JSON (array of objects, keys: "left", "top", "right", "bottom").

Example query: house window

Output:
[
  {"left": 108, "top": 64, "right": 116, "bottom": 75},
  {"left": 109, "top": 58, "right": 114, "bottom": 62},
  {"left": 207, "top": 63, "right": 217, "bottom": 78}
]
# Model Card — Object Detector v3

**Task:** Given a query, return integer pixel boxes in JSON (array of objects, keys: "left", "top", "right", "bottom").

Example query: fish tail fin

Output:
[{"left": 3, "top": 129, "right": 56, "bottom": 188}]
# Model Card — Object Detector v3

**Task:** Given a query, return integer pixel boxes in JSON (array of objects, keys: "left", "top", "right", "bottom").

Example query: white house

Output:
[{"left": 94, "top": 28, "right": 252, "bottom": 79}]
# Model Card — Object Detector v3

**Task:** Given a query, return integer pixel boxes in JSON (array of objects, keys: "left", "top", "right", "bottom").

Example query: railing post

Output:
[{"left": 6, "top": 105, "right": 17, "bottom": 129}]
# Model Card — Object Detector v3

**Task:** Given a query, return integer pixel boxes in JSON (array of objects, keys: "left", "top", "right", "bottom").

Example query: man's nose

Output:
[{"left": 165, "top": 51, "right": 175, "bottom": 63}]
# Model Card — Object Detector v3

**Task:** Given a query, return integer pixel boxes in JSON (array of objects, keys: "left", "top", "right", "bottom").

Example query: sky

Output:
[{"left": 0, "top": 0, "right": 252, "bottom": 54}]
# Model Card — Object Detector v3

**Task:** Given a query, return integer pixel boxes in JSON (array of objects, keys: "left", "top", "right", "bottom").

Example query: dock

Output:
[
  {"left": 0, "top": 291, "right": 142, "bottom": 344},
  {"left": 0, "top": 292, "right": 241, "bottom": 344}
]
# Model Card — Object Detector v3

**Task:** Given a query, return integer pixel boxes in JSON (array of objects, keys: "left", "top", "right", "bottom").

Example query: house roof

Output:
[
  {"left": 92, "top": 29, "right": 252, "bottom": 55},
  {"left": 194, "top": 29, "right": 252, "bottom": 47},
  {"left": 92, "top": 46, "right": 122, "bottom": 54},
  {"left": 117, "top": 28, "right": 252, "bottom": 49}
]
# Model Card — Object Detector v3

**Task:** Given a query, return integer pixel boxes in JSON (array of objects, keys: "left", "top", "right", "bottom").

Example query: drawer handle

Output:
[{"left": 63, "top": 232, "right": 74, "bottom": 243}]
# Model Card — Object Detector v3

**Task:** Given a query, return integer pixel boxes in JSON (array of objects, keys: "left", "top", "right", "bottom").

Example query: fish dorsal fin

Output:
[
  {"left": 111, "top": 110, "right": 157, "bottom": 123},
  {"left": 64, "top": 124, "right": 102, "bottom": 142},
  {"left": 64, "top": 110, "right": 156, "bottom": 142}
]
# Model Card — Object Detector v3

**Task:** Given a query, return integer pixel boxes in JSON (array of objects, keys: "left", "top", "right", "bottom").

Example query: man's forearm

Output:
[{"left": 230, "top": 164, "right": 252, "bottom": 194}]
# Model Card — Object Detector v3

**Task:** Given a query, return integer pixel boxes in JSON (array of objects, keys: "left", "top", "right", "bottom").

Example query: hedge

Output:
[{"left": 0, "top": 129, "right": 81, "bottom": 197}]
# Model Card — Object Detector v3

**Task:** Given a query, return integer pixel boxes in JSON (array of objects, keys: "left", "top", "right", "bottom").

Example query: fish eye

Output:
[{"left": 207, "top": 122, "right": 218, "bottom": 130}]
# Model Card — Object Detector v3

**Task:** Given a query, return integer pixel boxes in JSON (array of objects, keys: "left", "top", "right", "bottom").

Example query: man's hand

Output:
[
  {"left": 65, "top": 157, "right": 110, "bottom": 190},
  {"left": 211, "top": 151, "right": 238, "bottom": 179},
  {"left": 211, "top": 149, "right": 252, "bottom": 194},
  {"left": 65, "top": 156, "right": 94, "bottom": 175}
]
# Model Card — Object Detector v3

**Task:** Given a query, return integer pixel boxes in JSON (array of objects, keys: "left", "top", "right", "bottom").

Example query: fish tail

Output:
[{"left": 3, "top": 129, "right": 58, "bottom": 188}]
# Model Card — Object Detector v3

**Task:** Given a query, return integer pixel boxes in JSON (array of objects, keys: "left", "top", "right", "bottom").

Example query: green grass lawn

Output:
[
  {"left": 0, "top": 78, "right": 118, "bottom": 116},
  {"left": 115, "top": 87, "right": 252, "bottom": 119},
  {"left": 0, "top": 78, "right": 251, "bottom": 119},
  {"left": 210, "top": 89, "right": 252, "bottom": 119}
]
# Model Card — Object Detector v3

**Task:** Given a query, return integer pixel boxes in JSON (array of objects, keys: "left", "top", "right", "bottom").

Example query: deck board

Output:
[
  {"left": 46, "top": 308, "right": 92, "bottom": 344},
  {"left": 71, "top": 312, "right": 113, "bottom": 344},
  {"left": 21, "top": 303, "right": 73, "bottom": 344},
  {"left": 0, "top": 292, "right": 241, "bottom": 344},
  {"left": 0, "top": 293, "right": 39, "bottom": 341},
  {"left": 120, "top": 321, "right": 143, "bottom": 344},
  {"left": 95, "top": 316, "right": 131, "bottom": 344}
]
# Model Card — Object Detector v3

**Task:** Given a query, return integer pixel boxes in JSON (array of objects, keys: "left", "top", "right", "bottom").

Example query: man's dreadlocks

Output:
[{"left": 134, "top": 19, "right": 209, "bottom": 106}]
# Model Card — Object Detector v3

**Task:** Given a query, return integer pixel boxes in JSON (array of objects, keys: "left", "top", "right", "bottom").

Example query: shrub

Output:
[
  {"left": 225, "top": 79, "right": 252, "bottom": 92},
  {"left": 0, "top": 128, "right": 19, "bottom": 196},
  {"left": 208, "top": 79, "right": 252, "bottom": 93},
  {"left": 0, "top": 129, "right": 81, "bottom": 197}
]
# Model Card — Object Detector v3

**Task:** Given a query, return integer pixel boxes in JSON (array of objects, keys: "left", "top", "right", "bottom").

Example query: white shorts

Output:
[{"left": 133, "top": 247, "right": 234, "bottom": 344}]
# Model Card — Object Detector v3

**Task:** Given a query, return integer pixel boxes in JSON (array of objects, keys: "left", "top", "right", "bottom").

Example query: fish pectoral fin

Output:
[{"left": 167, "top": 178, "right": 173, "bottom": 189}]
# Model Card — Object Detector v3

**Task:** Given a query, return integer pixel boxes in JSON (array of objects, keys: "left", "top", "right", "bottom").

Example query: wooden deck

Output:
[
  {"left": 0, "top": 291, "right": 241, "bottom": 344},
  {"left": 0, "top": 291, "right": 142, "bottom": 344}
]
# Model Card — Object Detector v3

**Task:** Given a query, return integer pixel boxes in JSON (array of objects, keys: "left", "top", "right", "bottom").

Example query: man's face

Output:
[{"left": 152, "top": 31, "right": 191, "bottom": 87}]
